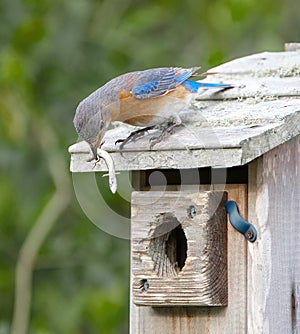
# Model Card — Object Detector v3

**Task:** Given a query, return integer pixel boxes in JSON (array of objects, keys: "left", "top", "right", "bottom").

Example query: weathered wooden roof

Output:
[{"left": 69, "top": 49, "right": 300, "bottom": 172}]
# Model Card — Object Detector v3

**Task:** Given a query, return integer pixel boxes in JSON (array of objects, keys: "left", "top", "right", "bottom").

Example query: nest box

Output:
[{"left": 69, "top": 44, "right": 300, "bottom": 334}]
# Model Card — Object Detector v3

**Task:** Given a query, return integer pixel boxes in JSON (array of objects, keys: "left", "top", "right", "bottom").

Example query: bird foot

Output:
[
  {"left": 115, "top": 125, "right": 155, "bottom": 149},
  {"left": 149, "top": 121, "right": 179, "bottom": 149}
]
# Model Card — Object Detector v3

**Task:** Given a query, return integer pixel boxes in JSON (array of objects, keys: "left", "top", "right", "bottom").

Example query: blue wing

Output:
[{"left": 132, "top": 67, "right": 200, "bottom": 99}]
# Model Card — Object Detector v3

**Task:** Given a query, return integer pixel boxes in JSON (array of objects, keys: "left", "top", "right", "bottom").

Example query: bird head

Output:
[{"left": 73, "top": 99, "right": 110, "bottom": 161}]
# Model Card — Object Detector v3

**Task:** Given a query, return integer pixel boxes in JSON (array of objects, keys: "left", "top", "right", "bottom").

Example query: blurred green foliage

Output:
[{"left": 0, "top": 0, "right": 299, "bottom": 333}]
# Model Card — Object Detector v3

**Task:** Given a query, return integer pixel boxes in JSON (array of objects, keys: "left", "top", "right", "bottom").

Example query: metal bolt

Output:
[
  {"left": 247, "top": 231, "right": 254, "bottom": 239},
  {"left": 139, "top": 279, "right": 149, "bottom": 292},
  {"left": 187, "top": 205, "right": 197, "bottom": 218}
]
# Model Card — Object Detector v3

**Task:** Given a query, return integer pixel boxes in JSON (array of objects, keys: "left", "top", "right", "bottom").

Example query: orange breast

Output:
[{"left": 113, "top": 86, "right": 190, "bottom": 126}]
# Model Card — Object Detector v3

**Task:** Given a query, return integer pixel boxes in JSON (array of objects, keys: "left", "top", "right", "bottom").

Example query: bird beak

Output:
[{"left": 91, "top": 145, "right": 98, "bottom": 161}]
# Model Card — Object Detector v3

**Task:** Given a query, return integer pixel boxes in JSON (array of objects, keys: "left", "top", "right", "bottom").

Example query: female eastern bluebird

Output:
[{"left": 73, "top": 67, "right": 231, "bottom": 160}]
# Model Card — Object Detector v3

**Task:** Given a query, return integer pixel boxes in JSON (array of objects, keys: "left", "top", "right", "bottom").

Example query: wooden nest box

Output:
[{"left": 69, "top": 44, "right": 300, "bottom": 334}]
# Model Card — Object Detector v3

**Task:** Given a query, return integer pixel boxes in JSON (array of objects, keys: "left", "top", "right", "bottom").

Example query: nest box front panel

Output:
[{"left": 131, "top": 191, "right": 228, "bottom": 306}]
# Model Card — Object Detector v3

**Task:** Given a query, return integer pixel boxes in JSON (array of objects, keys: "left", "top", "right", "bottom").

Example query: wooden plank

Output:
[
  {"left": 70, "top": 96, "right": 300, "bottom": 158},
  {"left": 69, "top": 51, "right": 300, "bottom": 173},
  {"left": 209, "top": 51, "right": 300, "bottom": 78},
  {"left": 248, "top": 135, "right": 300, "bottom": 333},
  {"left": 240, "top": 111, "right": 300, "bottom": 164},
  {"left": 196, "top": 77, "right": 300, "bottom": 100},
  {"left": 131, "top": 191, "right": 228, "bottom": 306},
  {"left": 70, "top": 140, "right": 244, "bottom": 171},
  {"left": 130, "top": 184, "right": 248, "bottom": 334},
  {"left": 285, "top": 43, "right": 300, "bottom": 51},
  {"left": 69, "top": 108, "right": 299, "bottom": 172}
]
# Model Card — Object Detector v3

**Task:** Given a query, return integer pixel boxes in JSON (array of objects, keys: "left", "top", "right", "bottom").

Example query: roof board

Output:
[{"left": 69, "top": 51, "right": 300, "bottom": 172}]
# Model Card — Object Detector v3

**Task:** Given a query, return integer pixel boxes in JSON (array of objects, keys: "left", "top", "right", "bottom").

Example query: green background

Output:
[{"left": 0, "top": 0, "right": 299, "bottom": 333}]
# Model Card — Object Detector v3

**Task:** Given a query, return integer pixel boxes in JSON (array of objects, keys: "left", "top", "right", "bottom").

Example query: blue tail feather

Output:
[{"left": 181, "top": 80, "right": 233, "bottom": 93}]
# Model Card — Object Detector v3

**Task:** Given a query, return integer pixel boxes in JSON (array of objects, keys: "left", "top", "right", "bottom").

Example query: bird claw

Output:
[
  {"left": 115, "top": 125, "right": 155, "bottom": 149},
  {"left": 87, "top": 154, "right": 101, "bottom": 163},
  {"left": 115, "top": 119, "right": 180, "bottom": 150},
  {"left": 115, "top": 138, "right": 128, "bottom": 151},
  {"left": 90, "top": 154, "right": 102, "bottom": 168},
  {"left": 149, "top": 133, "right": 164, "bottom": 148},
  {"left": 115, "top": 138, "right": 124, "bottom": 145},
  {"left": 149, "top": 126, "right": 176, "bottom": 149}
]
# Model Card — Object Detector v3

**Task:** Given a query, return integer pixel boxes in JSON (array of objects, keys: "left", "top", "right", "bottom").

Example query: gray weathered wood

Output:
[
  {"left": 285, "top": 43, "right": 300, "bottom": 51},
  {"left": 130, "top": 184, "right": 248, "bottom": 334},
  {"left": 131, "top": 191, "right": 227, "bottom": 306},
  {"left": 68, "top": 47, "right": 300, "bottom": 333},
  {"left": 248, "top": 135, "right": 300, "bottom": 334},
  {"left": 69, "top": 51, "right": 300, "bottom": 172}
]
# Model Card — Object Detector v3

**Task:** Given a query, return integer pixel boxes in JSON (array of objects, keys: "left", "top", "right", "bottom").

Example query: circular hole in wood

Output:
[
  {"left": 149, "top": 213, "right": 187, "bottom": 277},
  {"left": 165, "top": 224, "right": 187, "bottom": 273}
]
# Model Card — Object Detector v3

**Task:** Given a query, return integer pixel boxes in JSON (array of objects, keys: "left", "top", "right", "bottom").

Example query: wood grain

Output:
[
  {"left": 248, "top": 135, "right": 300, "bottom": 334},
  {"left": 131, "top": 191, "right": 228, "bottom": 306},
  {"left": 69, "top": 47, "right": 300, "bottom": 333},
  {"left": 130, "top": 184, "right": 248, "bottom": 334},
  {"left": 69, "top": 50, "right": 300, "bottom": 172}
]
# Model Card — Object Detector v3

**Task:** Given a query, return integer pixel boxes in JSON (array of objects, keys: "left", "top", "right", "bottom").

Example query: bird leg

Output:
[
  {"left": 149, "top": 115, "right": 182, "bottom": 149},
  {"left": 115, "top": 115, "right": 182, "bottom": 149},
  {"left": 115, "top": 125, "right": 156, "bottom": 149}
]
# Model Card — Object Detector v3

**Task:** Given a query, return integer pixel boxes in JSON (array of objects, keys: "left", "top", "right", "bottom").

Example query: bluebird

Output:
[{"left": 73, "top": 67, "right": 231, "bottom": 160}]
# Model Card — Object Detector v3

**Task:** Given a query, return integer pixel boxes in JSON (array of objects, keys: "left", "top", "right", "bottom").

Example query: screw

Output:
[
  {"left": 139, "top": 279, "right": 149, "bottom": 292},
  {"left": 187, "top": 205, "right": 196, "bottom": 218},
  {"left": 247, "top": 231, "right": 254, "bottom": 239}
]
